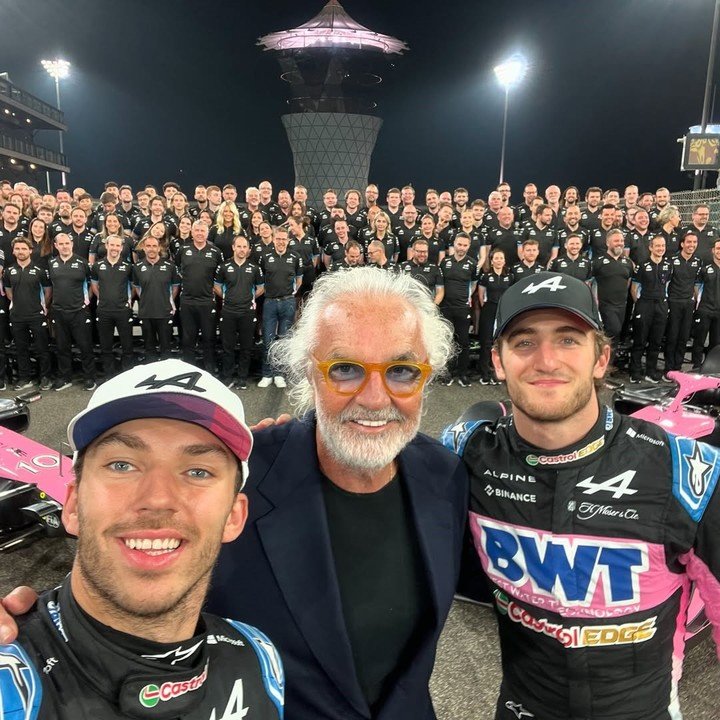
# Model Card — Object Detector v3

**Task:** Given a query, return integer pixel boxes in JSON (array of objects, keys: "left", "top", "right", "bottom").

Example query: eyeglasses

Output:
[{"left": 313, "top": 356, "right": 433, "bottom": 397}]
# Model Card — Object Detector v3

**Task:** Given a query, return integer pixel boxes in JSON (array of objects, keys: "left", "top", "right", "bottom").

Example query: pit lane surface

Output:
[{"left": 1, "top": 380, "right": 717, "bottom": 719}]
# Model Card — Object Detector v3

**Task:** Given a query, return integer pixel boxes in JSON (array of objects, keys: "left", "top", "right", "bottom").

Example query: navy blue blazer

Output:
[{"left": 206, "top": 415, "right": 468, "bottom": 720}]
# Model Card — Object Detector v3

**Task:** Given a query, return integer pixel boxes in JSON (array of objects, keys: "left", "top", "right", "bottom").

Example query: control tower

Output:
[{"left": 258, "top": 1, "right": 408, "bottom": 206}]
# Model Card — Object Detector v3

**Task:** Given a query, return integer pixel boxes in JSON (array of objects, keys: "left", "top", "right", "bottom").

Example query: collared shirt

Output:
[
  {"left": 91, "top": 258, "right": 133, "bottom": 312},
  {"left": 175, "top": 242, "right": 222, "bottom": 305},
  {"left": 5, "top": 262, "right": 50, "bottom": 320},
  {"left": 48, "top": 254, "right": 91, "bottom": 311},
  {"left": 261, "top": 250, "right": 303, "bottom": 298},
  {"left": 215, "top": 259, "right": 264, "bottom": 314},
  {"left": 132, "top": 258, "right": 180, "bottom": 318}
]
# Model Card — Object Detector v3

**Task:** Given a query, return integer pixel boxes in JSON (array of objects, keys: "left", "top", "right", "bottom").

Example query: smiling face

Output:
[
  {"left": 311, "top": 298, "right": 425, "bottom": 471},
  {"left": 63, "top": 418, "right": 246, "bottom": 624},
  {"left": 493, "top": 309, "right": 609, "bottom": 426}
]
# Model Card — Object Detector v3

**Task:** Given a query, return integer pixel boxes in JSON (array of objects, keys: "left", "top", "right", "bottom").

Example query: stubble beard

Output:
[{"left": 506, "top": 371, "right": 595, "bottom": 424}]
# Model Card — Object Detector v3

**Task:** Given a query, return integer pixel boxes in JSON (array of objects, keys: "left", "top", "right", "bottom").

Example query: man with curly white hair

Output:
[{"left": 207, "top": 266, "right": 469, "bottom": 720}]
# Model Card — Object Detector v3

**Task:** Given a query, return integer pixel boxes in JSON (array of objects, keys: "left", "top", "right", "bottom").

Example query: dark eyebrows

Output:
[
  {"left": 181, "top": 443, "right": 235, "bottom": 463},
  {"left": 90, "top": 432, "right": 149, "bottom": 453},
  {"left": 505, "top": 324, "right": 587, "bottom": 342}
]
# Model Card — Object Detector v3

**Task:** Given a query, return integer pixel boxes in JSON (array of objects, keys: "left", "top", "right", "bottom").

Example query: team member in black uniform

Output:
[
  {"left": 0, "top": 359, "right": 284, "bottom": 719},
  {"left": 591, "top": 228, "right": 633, "bottom": 345},
  {"left": 439, "top": 233, "right": 477, "bottom": 387},
  {"left": 556, "top": 205, "right": 589, "bottom": 254},
  {"left": 322, "top": 219, "right": 353, "bottom": 268},
  {"left": 580, "top": 186, "right": 603, "bottom": 231},
  {"left": 328, "top": 240, "right": 363, "bottom": 271},
  {"left": 366, "top": 240, "right": 396, "bottom": 270},
  {"left": 626, "top": 209, "right": 655, "bottom": 266},
  {"left": 399, "top": 238, "right": 444, "bottom": 303},
  {"left": 510, "top": 239, "right": 544, "bottom": 284},
  {"left": 394, "top": 205, "right": 421, "bottom": 262},
  {"left": 215, "top": 235, "right": 264, "bottom": 389},
  {"left": 5, "top": 237, "right": 52, "bottom": 390},
  {"left": 664, "top": 232, "right": 701, "bottom": 374},
  {"left": 133, "top": 236, "right": 180, "bottom": 361},
  {"left": 413, "top": 214, "right": 445, "bottom": 265},
  {"left": 477, "top": 248, "right": 511, "bottom": 384},
  {"left": 48, "top": 200, "right": 73, "bottom": 239},
  {"left": 258, "top": 227, "right": 302, "bottom": 389},
  {"left": 656, "top": 205, "right": 681, "bottom": 258},
  {"left": 48, "top": 233, "right": 97, "bottom": 392},
  {"left": 288, "top": 216, "right": 319, "bottom": 297},
  {"left": 692, "top": 237, "right": 720, "bottom": 368},
  {"left": 550, "top": 234, "right": 591, "bottom": 281},
  {"left": 520, "top": 204, "right": 557, "bottom": 267},
  {"left": 68, "top": 207, "right": 99, "bottom": 262},
  {"left": 588, "top": 204, "right": 619, "bottom": 259},
  {"left": 486, "top": 206, "right": 519, "bottom": 266},
  {"left": 208, "top": 202, "right": 241, "bottom": 260},
  {"left": 629, "top": 235, "right": 671, "bottom": 383},
  {"left": 679, "top": 203, "right": 718, "bottom": 264},
  {"left": 91, "top": 234, "right": 134, "bottom": 377},
  {"left": 175, "top": 220, "right": 222, "bottom": 371},
  {"left": 513, "top": 183, "right": 537, "bottom": 227},
  {"left": 0, "top": 202, "right": 25, "bottom": 258}
]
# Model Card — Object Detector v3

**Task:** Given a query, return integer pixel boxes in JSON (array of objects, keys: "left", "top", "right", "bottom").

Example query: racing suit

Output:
[
  {"left": 442, "top": 405, "right": 720, "bottom": 720},
  {"left": 0, "top": 578, "right": 284, "bottom": 719}
]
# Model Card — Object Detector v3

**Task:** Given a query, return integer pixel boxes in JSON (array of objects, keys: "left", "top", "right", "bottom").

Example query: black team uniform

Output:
[
  {"left": 5, "top": 261, "right": 52, "bottom": 386},
  {"left": 398, "top": 258, "right": 444, "bottom": 296},
  {"left": 91, "top": 256, "right": 134, "bottom": 376},
  {"left": 630, "top": 256, "right": 672, "bottom": 382},
  {"left": 591, "top": 252, "right": 633, "bottom": 342},
  {"left": 692, "top": 259, "right": 720, "bottom": 368},
  {"left": 132, "top": 256, "right": 180, "bottom": 361},
  {"left": 175, "top": 242, "right": 223, "bottom": 371},
  {"left": 215, "top": 258, "right": 264, "bottom": 387},
  {"left": 549, "top": 254, "right": 592, "bottom": 281},
  {"left": 439, "top": 254, "right": 477, "bottom": 385},
  {"left": 665, "top": 252, "right": 702, "bottom": 372},
  {"left": 477, "top": 270, "right": 511, "bottom": 383},
  {"left": 48, "top": 254, "right": 96, "bottom": 389}
]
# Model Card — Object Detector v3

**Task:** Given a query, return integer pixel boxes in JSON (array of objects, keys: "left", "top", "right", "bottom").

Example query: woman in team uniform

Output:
[
  {"left": 89, "top": 213, "right": 133, "bottom": 264},
  {"left": 365, "top": 211, "right": 398, "bottom": 262},
  {"left": 27, "top": 217, "right": 53, "bottom": 269},
  {"left": 208, "top": 201, "right": 240, "bottom": 260},
  {"left": 477, "top": 248, "right": 511, "bottom": 384}
]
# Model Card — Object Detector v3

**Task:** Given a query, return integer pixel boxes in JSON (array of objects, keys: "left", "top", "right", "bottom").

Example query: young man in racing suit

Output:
[
  {"left": 442, "top": 272, "right": 720, "bottom": 720},
  {"left": 0, "top": 359, "right": 284, "bottom": 719}
]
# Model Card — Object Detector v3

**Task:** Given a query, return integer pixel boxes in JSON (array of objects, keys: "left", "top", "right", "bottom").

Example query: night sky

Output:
[{"left": 2, "top": 0, "right": 717, "bottom": 199}]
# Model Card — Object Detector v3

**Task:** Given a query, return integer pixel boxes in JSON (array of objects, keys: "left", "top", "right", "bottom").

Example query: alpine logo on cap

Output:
[
  {"left": 135, "top": 372, "right": 207, "bottom": 393},
  {"left": 521, "top": 276, "right": 567, "bottom": 294}
]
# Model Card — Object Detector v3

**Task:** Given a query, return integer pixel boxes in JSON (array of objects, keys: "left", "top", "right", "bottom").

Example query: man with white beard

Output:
[{"left": 208, "top": 267, "right": 467, "bottom": 720}]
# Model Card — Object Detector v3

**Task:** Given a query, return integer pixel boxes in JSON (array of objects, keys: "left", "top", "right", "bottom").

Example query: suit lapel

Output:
[{"left": 255, "top": 420, "right": 369, "bottom": 717}]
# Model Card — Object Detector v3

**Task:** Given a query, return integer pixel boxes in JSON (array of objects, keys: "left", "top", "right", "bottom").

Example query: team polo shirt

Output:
[
  {"left": 324, "top": 239, "right": 353, "bottom": 264},
  {"left": 89, "top": 234, "right": 134, "bottom": 263},
  {"left": 399, "top": 260, "right": 443, "bottom": 293},
  {"left": 589, "top": 225, "right": 621, "bottom": 258},
  {"left": 520, "top": 223, "right": 557, "bottom": 265},
  {"left": 116, "top": 204, "right": 142, "bottom": 230},
  {"left": 215, "top": 259, "right": 264, "bottom": 314},
  {"left": 478, "top": 271, "right": 511, "bottom": 303},
  {"left": 667, "top": 253, "right": 702, "bottom": 301},
  {"left": 5, "top": 262, "right": 50, "bottom": 320},
  {"left": 394, "top": 224, "right": 421, "bottom": 261},
  {"left": 513, "top": 203, "right": 533, "bottom": 228},
  {"left": 48, "top": 219, "right": 72, "bottom": 239},
  {"left": 132, "top": 259, "right": 180, "bottom": 318},
  {"left": 510, "top": 261, "right": 544, "bottom": 284},
  {"left": 550, "top": 255, "right": 592, "bottom": 281},
  {"left": 414, "top": 235, "right": 444, "bottom": 265},
  {"left": 48, "top": 254, "right": 91, "bottom": 311},
  {"left": 556, "top": 226, "right": 589, "bottom": 253},
  {"left": 67, "top": 227, "right": 97, "bottom": 261},
  {"left": 439, "top": 255, "right": 477, "bottom": 308},
  {"left": 0, "top": 224, "right": 25, "bottom": 259},
  {"left": 626, "top": 230, "right": 655, "bottom": 266},
  {"left": 580, "top": 207, "right": 602, "bottom": 231},
  {"left": 679, "top": 224, "right": 718, "bottom": 264},
  {"left": 290, "top": 235, "right": 320, "bottom": 268},
  {"left": 175, "top": 242, "right": 222, "bottom": 306},
  {"left": 486, "top": 226, "right": 521, "bottom": 263},
  {"left": 632, "top": 258, "right": 672, "bottom": 300},
  {"left": 345, "top": 209, "right": 367, "bottom": 231},
  {"left": 697, "top": 262, "right": 720, "bottom": 314},
  {"left": 91, "top": 258, "right": 133, "bottom": 312},
  {"left": 250, "top": 240, "right": 275, "bottom": 265},
  {"left": 591, "top": 253, "right": 633, "bottom": 306},
  {"left": 261, "top": 250, "right": 303, "bottom": 298}
]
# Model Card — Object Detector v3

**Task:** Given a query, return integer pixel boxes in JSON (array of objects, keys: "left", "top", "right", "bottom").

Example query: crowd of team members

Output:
[{"left": 0, "top": 177, "right": 717, "bottom": 390}]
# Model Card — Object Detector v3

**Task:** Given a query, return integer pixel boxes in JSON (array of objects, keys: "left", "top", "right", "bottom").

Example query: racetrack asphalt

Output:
[{"left": 0, "top": 377, "right": 717, "bottom": 719}]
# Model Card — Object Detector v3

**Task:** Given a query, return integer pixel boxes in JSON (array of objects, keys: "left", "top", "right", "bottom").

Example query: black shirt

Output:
[
  {"left": 321, "top": 474, "right": 430, "bottom": 712},
  {"left": 626, "top": 230, "right": 655, "bottom": 267},
  {"left": 261, "top": 250, "right": 303, "bottom": 298},
  {"left": 250, "top": 240, "right": 275, "bottom": 265},
  {"left": 520, "top": 223, "right": 557, "bottom": 266},
  {"left": 510, "top": 261, "right": 544, "bottom": 284},
  {"left": 486, "top": 226, "right": 520, "bottom": 264},
  {"left": 580, "top": 207, "right": 602, "bottom": 231},
  {"left": 439, "top": 255, "right": 478, "bottom": 307},
  {"left": 591, "top": 253, "right": 633, "bottom": 306},
  {"left": 550, "top": 255, "right": 592, "bottom": 281},
  {"left": 679, "top": 224, "right": 718, "bottom": 264},
  {"left": 48, "top": 254, "right": 91, "bottom": 312},
  {"left": 132, "top": 258, "right": 181, "bottom": 318},
  {"left": 215, "top": 259, "right": 264, "bottom": 314},
  {"left": 323, "top": 239, "right": 353, "bottom": 264},
  {"left": 479, "top": 270, "right": 512, "bottom": 303},
  {"left": 68, "top": 227, "right": 97, "bottom": 261},
  {"left": 289, "top": 235, "right": 319, "bottom": 273},
  {"left": 363, "top": 234, "right": 398, "bottom": 263},
  {"left": 48, "top": 219, "right": 72, "bottom": 239},
  {"left": 394, "top": 224, "right": 421, "bottom": 262},
  {"left": 632, "top": 257, "right": 672, "bottom": 301},
  {"left": 91, "top": 258, "right": 133, "bottom": 313},
  {"left": 208, "top": 225, "right": 237, "bottom": 260},
  {"left": 556, "top": 225, "right": 589, "bottom": 254},
  {"left": 667, "top": 253, "right": 702, "bottom": 302},
  {"left": 399, "top": 259, "right": 443, "bottom": 293},
  {"left": 697, "top": 262, "right": 720, "bottom": 314},
  {"left": 589, "top": 225, "right": 620, "bottom": 258},
  {"left": 5, "top": 262, "right": 50, "bottom": 320},
  {"left": 175, "top": 242, "right": 222, "bottom": 305},
  {"left": 0, "top": 223, "right": 25, "bottom": 260},
  {"left": 89, "top": 233, "right": 134, "bottom": 263}
]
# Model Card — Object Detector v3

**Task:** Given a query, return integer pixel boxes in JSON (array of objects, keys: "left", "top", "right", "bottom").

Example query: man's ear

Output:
[
  {"left": 222, "top": 493, "right": 248, "bottom": 543},
  {"left": 491, "top": 347, "right": 506, "bottom": 380},
  {"left": 62, "top": 480, "right": 79, "bottom": 537}
]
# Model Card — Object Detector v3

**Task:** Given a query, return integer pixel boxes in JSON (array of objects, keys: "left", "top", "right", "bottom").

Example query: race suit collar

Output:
[
  {"left": 509, "top": 405, "right": 617, "bottom": 469},
  {"left": 40, "top": 578, "right": 211, "bottom": 719}
]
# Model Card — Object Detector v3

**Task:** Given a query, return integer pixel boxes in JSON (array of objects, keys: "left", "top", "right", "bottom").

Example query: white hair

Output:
[{"left": 270, "top": 267, "right": 455, "bottom": 415}]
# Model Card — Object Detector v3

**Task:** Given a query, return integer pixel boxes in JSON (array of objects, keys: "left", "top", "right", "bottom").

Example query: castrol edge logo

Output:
[{"left": 138, "top": 662, "right": 208, "bottom": 708}]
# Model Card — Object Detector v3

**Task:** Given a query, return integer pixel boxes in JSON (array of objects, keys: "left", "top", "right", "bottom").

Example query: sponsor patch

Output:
[
  {"left": 525, "top": 436, "right": 604, "bottom": 466},
  {"left": 138, "top": 661, "right": 208, "bottom": 708},
  {"left": 670, "top": 436, "right": 720, "bottom": 521},
  {"left": 441, "top": 420, "right": 483, "bottom": 457}
]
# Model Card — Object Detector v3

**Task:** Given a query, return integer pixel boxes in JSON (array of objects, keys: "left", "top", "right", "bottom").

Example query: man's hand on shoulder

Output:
[
  {"left": 0, "top": 586, "right": 38, "bottom": 643},
  {"left": 251, "top": 414, "right": 293, "bottom": 432}
]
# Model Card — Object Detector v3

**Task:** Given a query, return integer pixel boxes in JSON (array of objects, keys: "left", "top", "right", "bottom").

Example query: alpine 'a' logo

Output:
[
  {"left": 521, "top": 276, "right": 567, "bottom": 294},
  {"left": 135, "top": 372, "right": 207, "bottom": 393}
]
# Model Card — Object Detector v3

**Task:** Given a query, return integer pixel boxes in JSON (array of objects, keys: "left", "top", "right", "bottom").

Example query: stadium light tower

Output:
[
  {"left": 41, "top": 59, "right": 70, "bottom": 185},
  {"left": 494, "top": 54, "right": 527, "bottom": 184}
]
